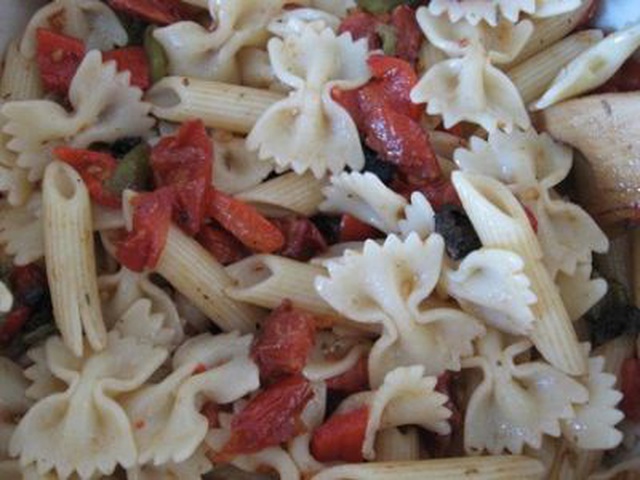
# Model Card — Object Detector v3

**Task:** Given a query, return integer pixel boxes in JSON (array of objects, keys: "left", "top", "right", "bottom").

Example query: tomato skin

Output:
[
  {"left": 326, "top": 355, "right": 369, "bottom": 394},
  {"left": 196, "top": 225, "right": 249, "bottom": 266},
  {"left": 115, "top": 187, "right": 174, "bottom": 272},
  {"left": 206, "top": 189, "right": 285, "bottom": 253},
  {"left": 106, "top": 0, "right": 195, "bottom": 25},
  {"left": 0, "top": 306, "right": 31, "bottom": 344},
  {"left": 251, "top": 300, "right": 316, "bottom": 383},
  {"left": 271, "top": 216, "right": 328, "bottom": 261},
  {"left": 311, "top": 406, "right": 369, "bottom": 463},
  {"left": 390, "top": 5, "right": 423, "bottom": 65},
  {"left": 151, "top": 119, "right": 213, "bottom": 236},
  {"left": 338, "top": 11, "right": 382, "bottom": 50},
  {"left": 35, "top": 29, "right": 85, "bottom": 96},
  {"left": 392, "top": 174, "right": 461, "bottom": 211},
  {"left": 53, "top": 147, "right": 121, "bottom": 208},
  {"left": 339, "top": 214, "right": 380, "bottom": 243},
  {"left": 621, "top": 358, "right": 640, "bottom": 422},
  {"left": 219, "top": 375, "right": 314, "bottom": 458},
  {"left": 103, "top": 47, "right": 150, "bottom": 91}
]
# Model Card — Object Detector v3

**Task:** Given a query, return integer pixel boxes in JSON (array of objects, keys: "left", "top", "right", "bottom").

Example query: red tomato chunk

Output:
[
  {"left": 311, "top": 406, "right": 369, "bottom": 463},
  {"left": 196, "top": 225, "right": 249, "bottom": 266},
  {"left": 107, "top": 0, "right": 195, "bottom": 25},
  {"left": 251, "top": 300, "right": 316, "bottom": 383},
  {"left": 36, "top": 29, "right": 85, "bottom": 95},
  {"left": 621, "top": 358, "right": 640, "bottom": 422},
  {"left": 326, "top": 355, "right": 369, "bottom": 395},
  {"left": 271, "top": 216, "right": 328, "bottom": 261},
  {"left": 103, "top": 47, "right": 151, "bottom": 91}
]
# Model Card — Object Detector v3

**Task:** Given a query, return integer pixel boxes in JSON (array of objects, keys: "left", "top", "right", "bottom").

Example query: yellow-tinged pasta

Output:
[
  {"left": 509, "top": 0, "right": 596, "bottom": 67},
  {"left": 507, "top": 29, "right": 604, "bottom": 105},
  {"left": 42, "top": 161, "right": 106, "bottom": 357},
  {"left": 452, "top": 172, "right": 586, "bottom": 375},
  {"left": 0, "top": 41, "right": 42, "bottom": 101},
  {"left": 225, "top": 254, "right": 337, "bottom": 318},
  {"left": 236, "top": 172, "right": 326, "bottom": 216},
  {"left": 155, "top": 226, "right": 263, "bottom": 333},
  {"left": 146, "top": 77, "right": 283, "bottom": 134},
  {"left": 311, "top": 456, "right": 544, "bottom": 480}
]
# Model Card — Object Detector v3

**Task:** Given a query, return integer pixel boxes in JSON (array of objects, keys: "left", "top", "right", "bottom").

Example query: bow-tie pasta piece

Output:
[
  {"left": 10, "top": 333, "right": 168, "bottom": 479},
  {"left": 212, "top": 135, "right": 275, "bottom": 195},
  {"left": 464, "top": 331, "right": 588, "bottom": 455},
  {"left": 454, "top": 129, "right": 573, "bottom": 194},
  {"left": 556, "top": 262, "right": 607, "bottom": 322},
  {"left": 23, "top": 346, "right": 66, "bottom": 402},
  {"left": 0, "top": 113, "right": 33, "bottom": 206},
  {"left": 99, "top": 268, "right": 184, "bottom": 350},
  {"left": 561, "top": 354, "right": 624, "bottom": 450},
  {"left": 124, "top": 332, "right": 260, "bottom": 465},
  {"left": 126, "top": 446, "right": 212, "bottom": 480},
  {"left": 534, "top": 23, "right": 640, "bottom": 110},
  {"left": 411, "top": 47, "right": 530, "bottom": 132},
  {"left": 268, "top": 8, "right": 341, "bottom": 38},
  {"left": 154, "top": 0, "right": 286, "bottom": 82},
  {"left": 416, "top": 8, "right": 533, "bottom": 63},
  {"left": 0, "top": 359, "right": 31, "bottom": 459},
  {"left": 321, "top": 172, "right": 435, "bottom": 237},
  {"left": 1, "top": 51, "right": 155, "bottom": 182},
  {"left": 303, "top": 330, "right": 370, "bottom": 382},
  {"left": 19, "top": 0, "right": 126, "bottom": 58},
  {"left": 443, "top": 248, "right": 537, "bottom": 335},
  {"left": 247, "top": 25, "right": 369, "bottom": 178},
  {"left": 316, "top": 233, "right": 485, "bottom": 386},
  {"left": 333, "top": 366, "right": 451, "bottom": 460},
  {"left": 0, "top": 194, "right": 44, "bottom": 266},
  {"left": 427, "top": 0, "right": 581, "bottom": 26}
]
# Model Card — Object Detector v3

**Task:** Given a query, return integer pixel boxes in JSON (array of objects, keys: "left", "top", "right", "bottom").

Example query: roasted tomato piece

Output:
[
  {"left": 103, "top": 46, "right": 150, "bottom": 90},
  {"left": 621, "top": 358, "right": 640, "bottom": 422},
  {"left": 339, "top": 214, "right": 380, "bottom": 242},
  {"left": 251, "top": 300, "right": 316, "bottom": 383},
  {"left": 271, "top": 216, "right": 328, "bottom": 261},
  {"left": 196, "top": 225, "right": 249, "bottom": 266},
  {"left": 36, "top": 28, "right": 85, "bottom": 95},
  {"left": 219, "top": 375, "right": 314, "bottom": 458},
  {"left": 151, "top": 119, "right": 213, "bottom": 235},
  {"left": 311, "top": 406, "right": 369, "bottom": 463},
  {"left": 107, "top": 0, "right": 196, "bottom": 25},
  {"left": 326, "top": 355, "right": 369, "bottom": 395},
  {"left": 206, "top": 189, "right": 285, "bottom": 253},
  {"left": 115, "top": 188, "right": 174, "bottom": 272}
]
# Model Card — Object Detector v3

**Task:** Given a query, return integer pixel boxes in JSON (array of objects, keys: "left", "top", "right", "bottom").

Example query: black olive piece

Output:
[
  {"left": 586, "top": 280, "right": 640, "bottom": 347},
  {"left": 434, "top": 205, "right": 482, "bottom": 261},
  {"left": 109, "top": 137, "right": 143, "bottom": 158},
  {"left": 362, "top": 145, "right": 396, "bottom": 185},
  {"left": 311, "top": 215, "right": 342, "bottom": 245}
]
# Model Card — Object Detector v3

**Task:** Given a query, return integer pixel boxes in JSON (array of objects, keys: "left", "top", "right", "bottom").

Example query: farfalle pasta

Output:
[
  {"left": 247, "top": 24, "right": 370, "bottom": 177},
  {"left": 0, "top": 1, "right": 637, "bottom": 478}
]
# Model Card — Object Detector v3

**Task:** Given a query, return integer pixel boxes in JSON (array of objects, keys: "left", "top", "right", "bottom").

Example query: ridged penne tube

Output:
[
  {"left": 43, "top": 161, "right": 106, "bottom": 357},
  {"left": 375, "top": 428, "right": 422, "bottom": 462},
  {"left": 547, "top": 335, "right": 635, "bottom": 480},
  {"left": 0, "top": 41, "right": 42, "bottom": 101},
  {"left": 236, "top": 172, "right": 326, "bottom": 216},
  {"left": 509, "top": 0, "right": 596, "bottom": 67},
  {"left": 146, "top": 76, "right": 283, "bottom": 134},
  {"left": 311, "top": 456, "right": 544, "bottom": 480},
  {"left": 452, "top": 172, "right": 586, "bottom": 375},
  {"left": 155, "top": 226, "right": 263, "bottom": 333},
  {"left": 508, "top": 30, "right": 603, "bottom": 105},
  {"left": 225, "top": 254, "right": 337, "bottom": 317}
]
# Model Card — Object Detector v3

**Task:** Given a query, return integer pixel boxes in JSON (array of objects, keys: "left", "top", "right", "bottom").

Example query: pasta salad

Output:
[{"left": 0, "top": 0, "right": 639, "bottom": 479}]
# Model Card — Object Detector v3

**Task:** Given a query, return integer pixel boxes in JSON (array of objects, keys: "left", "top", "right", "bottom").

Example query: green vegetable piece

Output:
[
  {"left": 356, "top": 0, "right": 417, "bottom": 14},
  {"left": 144, "top": 26, "right": 169, "bottom": 83},
  {"left": 376, "top": 24, "right": 397, "bottom": 55},
  {"left": 105, "top": 143, "right": 152, "bottom": 196}
]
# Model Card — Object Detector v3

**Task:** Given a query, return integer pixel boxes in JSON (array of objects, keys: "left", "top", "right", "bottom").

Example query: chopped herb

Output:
[
  {"left": 105, "top": 143, "right": 152, "bottom": 195},
  {"left": 362, "top": 145, "right": 396, "bottom": 185},
  {"left": 109, "top": 136, "right": 143, "bottom": 158},
  {"left": 356, "top": 0, "right": 420, "bottom": 14},
  {"left": 376, "top": 24, "right": 397, "bottom": 56},
  {"left": 144, "top": 26, "right": 169, "bottom": 83},
  {"left": 435, "top": 205, "right": 482, "bottom": 260},
  {"left": 586, "top": 280, "right": 640, "bottom": 347}
]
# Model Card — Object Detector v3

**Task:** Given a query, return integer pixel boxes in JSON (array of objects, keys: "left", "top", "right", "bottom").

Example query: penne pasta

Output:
[
  {"left": 155, "top": 226, "right": 264, "bottom": 333},
  {"left": 509, "top": 0, "right": 596, "bottom": 67},
  {"left": 508, "top": 30, "right": 604, "bottom": 105},
  {"left": 43, "top": 161, "right": 106, "bottom": 356},
  {"left": 452, "top": 171, "right": 586, "bottom": 375},
  {"left": 0, "top": 41, "right": 42, "bottom": 101},
  {"left": 225, "top": 254, "right": 337, "bottom": 317},
  {"left": 375, "top": 428, "right": 423, "bottom": 462},
  {"left": 311, "top": 456, "right": 545, "bottom": 480},
  {"left": 146, "top": 76, "right": 283, "bottom": 134},
  {"left": 236, "top": 172, "right": 326, "bottom": 216}
]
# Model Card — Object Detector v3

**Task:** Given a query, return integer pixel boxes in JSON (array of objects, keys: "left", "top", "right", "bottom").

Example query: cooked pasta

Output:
[{"left": 0, "top": 1, "right": 636, "bottom": 479}]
